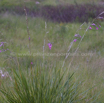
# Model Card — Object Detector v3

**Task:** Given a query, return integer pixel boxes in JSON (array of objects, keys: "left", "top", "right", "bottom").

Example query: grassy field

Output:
[
  {"left": 0, "top": 1, "right": 104, "bottom": 102},
  {"left": 0, "top": 0, "right": 103, "bottom": 6}
]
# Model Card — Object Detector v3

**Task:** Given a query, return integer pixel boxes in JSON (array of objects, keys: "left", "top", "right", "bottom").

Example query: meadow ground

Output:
[
  {"left": 0, "top": 1, "right": 104, "bottom": 102},
  {"left": 0, "top": 0, "right": 103, "bottom": 6}
]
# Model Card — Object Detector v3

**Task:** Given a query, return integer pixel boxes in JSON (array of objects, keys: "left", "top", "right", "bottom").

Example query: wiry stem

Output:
[
  {"left": 43, "top": 22, "right": 47, "bottom": 66},
  {"left": 24, "top": 3, "right": 32, "bottom": 69},
  {"left": 24, "top": 6, "right": 31, "bottom": 54},
  {"left": 61, "top": 22, "right": 85, "bottom": 69},
  {"left": 68, "top": 11, "right": 104, "bottom": 69}
]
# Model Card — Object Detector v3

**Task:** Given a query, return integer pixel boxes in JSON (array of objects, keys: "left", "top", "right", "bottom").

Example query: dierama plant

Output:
[{"left": 0, "top": 65, "right": 86, "bottom": 103}]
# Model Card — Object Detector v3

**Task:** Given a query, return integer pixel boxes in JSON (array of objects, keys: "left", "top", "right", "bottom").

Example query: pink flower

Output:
[
  {"left": 73, "top": 39, "right": 77, "bottom": 42},
  {"left": 92, "top": 23, "right": 96, "bottom": 26},
  {"left": 89, "top": 27, "right": 92, "bottom": 29},
  {"left": 99, "top": 25, "right": 101, "bottom": 27},
  {"left": 0, "top": 43, "right": 3, "bottom": 47},
  {"left": 98, "top": 17, "right": 103, "bottom": 19},
  {"left": 1, "top": 74, "right": 5, "bottom": 77},
  {"left": 48, "top": 43, "right": 52, "bottom": 50},
  {"left": 0, "top": 44, "right": 2, "bottom": 47},
  {"left": 75, "top": 34, "right": 81, "bottom": 38},
  {"left": 0, "top": 50, "right": 1, "bottom": 52},
  {"left": 0, "top": 42, "right": 5, "bottom": 47},
  {"left": 96, "top": 27, "right": 98, "bottom": 30},
  {"left": 31, "top": 62, "right": 33, "bottom": 64},
  {"left": 75, "top": 34, "right": 78, "bottom": 37}
]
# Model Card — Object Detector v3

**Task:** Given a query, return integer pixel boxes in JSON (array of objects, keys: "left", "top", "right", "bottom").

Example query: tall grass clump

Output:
[{"left": 0, "top": 65, "right": 84, "bottom": 103}]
